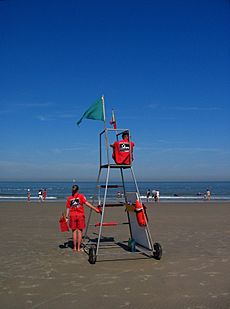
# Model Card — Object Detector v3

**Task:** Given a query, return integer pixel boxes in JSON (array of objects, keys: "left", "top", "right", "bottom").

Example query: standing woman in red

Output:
[{"left": 65, "top": 185, "right": 101, "bottom": 252}]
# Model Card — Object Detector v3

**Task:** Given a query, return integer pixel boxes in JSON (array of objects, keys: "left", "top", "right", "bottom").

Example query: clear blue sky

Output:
[{"left": 0, "top": 0, "right": 229, "bottom": 181}]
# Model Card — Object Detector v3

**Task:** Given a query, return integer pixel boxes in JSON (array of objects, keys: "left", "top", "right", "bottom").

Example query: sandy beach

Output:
[{"left": 0, "top": 200, "right": 229, "bottom": 309}]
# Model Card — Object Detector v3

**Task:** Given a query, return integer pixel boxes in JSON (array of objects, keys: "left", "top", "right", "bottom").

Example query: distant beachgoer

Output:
[
  {"left": 154, "top": 191, "right": 158, "bottom": 202},
  {"left": 154, "top": 190, "right": 160, "bottom": 202},
  {"left": 43, "top": 188, "right": 47, "bottom": 201},
  {"left": 38, "top": 189, "right": 43, "bottom": 202},
  {"left": 156, "top": 190, "right": 160, "bottom": 202},
  {"left": 206, "top": 189, "right": 211, "bottom": 200},
  {"left": 146, "top": 189, "right": 151, "bottom": 202},
  {"left": 65, "top": 185, "right": 101, "bottom": 252},
  {"left": 27, "top": 189, "right": 31, "bottom": 202},
  {"left": 152, "top": 190, "right": 155, "bottom": 198}
]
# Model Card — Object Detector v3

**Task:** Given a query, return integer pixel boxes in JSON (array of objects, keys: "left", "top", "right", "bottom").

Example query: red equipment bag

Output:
[{"left": 59, "top": 214, "right": 69, "bottom": 232}]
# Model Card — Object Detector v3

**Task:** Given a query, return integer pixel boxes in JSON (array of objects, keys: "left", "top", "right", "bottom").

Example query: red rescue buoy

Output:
[
  {"left": 95, "top": 221, "right": 118, "bottom": 227},
  {"left": 135, "top": 200, "right": 147, "bottom": 226}
]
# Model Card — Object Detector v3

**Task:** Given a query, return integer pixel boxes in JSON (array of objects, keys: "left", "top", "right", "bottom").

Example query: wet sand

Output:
[{"left": 0, "top": 200, "right": 229, "bottom": 309}]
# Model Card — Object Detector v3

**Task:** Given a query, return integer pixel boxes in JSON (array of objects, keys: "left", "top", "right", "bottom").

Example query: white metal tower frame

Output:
[{"left": 83, "top": 127, "right": 156, "bottom": 259}]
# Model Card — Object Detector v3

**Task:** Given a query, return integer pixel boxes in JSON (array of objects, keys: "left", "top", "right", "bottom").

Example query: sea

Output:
[{"left": 0, "top": 181, "right": 230, "bottom": 202}]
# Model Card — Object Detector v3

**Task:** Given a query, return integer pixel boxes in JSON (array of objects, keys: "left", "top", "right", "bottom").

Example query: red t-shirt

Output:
[
  {"left": 66, "top": 193, "right": 87, "bottom": 215},
  {"left": 112, "top": 139, "right": 135, "bottom": 165}
]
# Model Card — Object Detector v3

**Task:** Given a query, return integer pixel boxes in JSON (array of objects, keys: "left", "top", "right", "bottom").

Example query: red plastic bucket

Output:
[{"left": 59, "top": 216, "right": 69, "bottom": 232}]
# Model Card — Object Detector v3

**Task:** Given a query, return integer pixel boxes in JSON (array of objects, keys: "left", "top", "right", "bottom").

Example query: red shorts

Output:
[{"left": 69, "top": 213, "right": 85, "bottom": 230}]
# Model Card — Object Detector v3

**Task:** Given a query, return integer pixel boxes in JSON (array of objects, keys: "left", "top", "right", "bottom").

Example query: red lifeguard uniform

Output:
[
  {"left": 112, "top": 134, "right": 134, "bottom": 165},
  {"left": 66, "top": 193, "right": 87, "bottom": 230}
]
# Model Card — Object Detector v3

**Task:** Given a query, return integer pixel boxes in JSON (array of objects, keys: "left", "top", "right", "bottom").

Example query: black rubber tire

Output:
[
  {"left": 88, "top": 246, "right": 97, "bottom": 264},
  {"left": 153, "top": 242, "right": 162, "bottom": 260},
  {"left": 130, "top": 240, "right": 136, "bottom": 252}
]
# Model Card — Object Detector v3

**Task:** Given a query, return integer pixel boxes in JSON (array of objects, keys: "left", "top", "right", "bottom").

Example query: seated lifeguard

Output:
[{"left": 111, "top": 131, "right": 134, "bottom": 165}]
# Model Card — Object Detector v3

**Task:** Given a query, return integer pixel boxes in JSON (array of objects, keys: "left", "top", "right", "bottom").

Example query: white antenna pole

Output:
[
  {"left": 101, "top": 95, "right": 106, "bottom": 129},
  {"left": 101, "top": 95, "right": 110, "bottom": 164}
]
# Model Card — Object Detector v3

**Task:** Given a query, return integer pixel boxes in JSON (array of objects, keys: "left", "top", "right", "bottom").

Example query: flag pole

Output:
[
  {"left": 101, "top": 95, "right": 106, "bottom": 129},
  {"left": 101, "top": 95, "right": 110, "bottom": 165}
]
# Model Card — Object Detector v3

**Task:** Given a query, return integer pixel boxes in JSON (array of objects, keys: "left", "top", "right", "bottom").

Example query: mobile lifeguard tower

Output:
[{"left": 82, "top": 97, "right": 162, "bottom": 264}]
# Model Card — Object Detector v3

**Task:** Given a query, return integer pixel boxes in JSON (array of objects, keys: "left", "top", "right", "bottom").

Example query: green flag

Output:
[{"left": 77, "top": 97, "right": 104, "bottom": 126}]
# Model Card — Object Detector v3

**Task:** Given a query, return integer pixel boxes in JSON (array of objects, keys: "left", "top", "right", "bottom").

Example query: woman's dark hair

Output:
[{"left": 72, "top": 185, "right": 79, "bottom": 192}]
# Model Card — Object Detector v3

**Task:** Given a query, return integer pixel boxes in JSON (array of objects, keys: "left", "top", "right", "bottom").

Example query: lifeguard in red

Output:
[
  {"left": 65, "top": 185, "right": 100, "bottom": 252},
  {"left": 66, "top": 193, "right": 87, "bottom": 230},
  {"left": 111, "top": 131, "right": 134, "bottom": 165}
]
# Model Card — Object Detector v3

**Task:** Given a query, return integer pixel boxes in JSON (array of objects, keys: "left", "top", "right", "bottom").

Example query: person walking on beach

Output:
[
  {"left": 153, "top": 191, "right": 157, "bottom": 202},
  {"left": 65, "top": 185, "right": 101, "bottom": 252},
  {"left": 156, "top": 190, "right": 160, "bottom": 202},
  {"left": 146, "top": 189, "right": 151, "bottom": 202},
  {"left": 206, "top": 189, "right": 211, "bottom": 200},
  {"left": 38, "top": 189, "right": 43, "bottom": 203},
  {"left": 43, "top": 188, "right": 47, "bottom": 201},
  {"left": 27, "top": 189, "right": 31, "bottom": 202}
]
